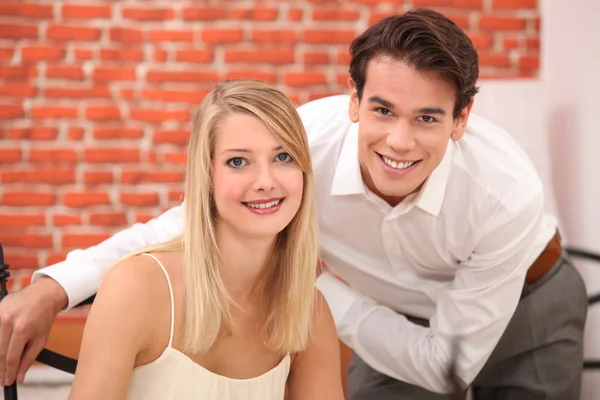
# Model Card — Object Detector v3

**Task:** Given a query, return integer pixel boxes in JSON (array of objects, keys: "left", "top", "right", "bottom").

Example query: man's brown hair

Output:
[{"left": 349, "top": 8, "right": 479, "bottom": 118}]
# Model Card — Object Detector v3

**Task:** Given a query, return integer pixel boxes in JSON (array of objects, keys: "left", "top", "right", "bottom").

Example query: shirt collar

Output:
[
  {"left": 330, "top": 123, "right": 364, "bottom": 196},
  {"left": 412, "top": 139, "right": 454, "bottom": 217},
  {"left": 330, "top": 123, "right": 454, "bottom": 217}
]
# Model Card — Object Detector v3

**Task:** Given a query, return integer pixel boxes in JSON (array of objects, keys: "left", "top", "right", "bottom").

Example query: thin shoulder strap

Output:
[{"left": 141, "top": 253, "right": 175, "bottom": 348}]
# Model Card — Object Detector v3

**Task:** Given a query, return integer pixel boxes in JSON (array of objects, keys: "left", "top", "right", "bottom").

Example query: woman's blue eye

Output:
[
  {"left": 275, "top": 153, "right": 292, "bottom": 163},
  {"left": 227, "top": 157, "right": 247, "bottom": 168}
]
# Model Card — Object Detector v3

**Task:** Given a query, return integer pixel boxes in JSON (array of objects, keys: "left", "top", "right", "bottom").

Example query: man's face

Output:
[{"left": 349, "top": 57, "right": 471, "bottom": 207}]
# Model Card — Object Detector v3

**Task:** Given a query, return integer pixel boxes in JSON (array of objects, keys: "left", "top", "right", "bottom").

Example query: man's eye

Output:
[
  {"left": 418, "top": 115, "right": 436, "bottom": 123},
  {"left": 275, "top": 153, "right": 293, "bottom": 163},
  {"left": 376, "top": 107, "right": 392, "bottom": 116},
  {"left": 227, "top": 157, "right": 247, "bottom": 168}
]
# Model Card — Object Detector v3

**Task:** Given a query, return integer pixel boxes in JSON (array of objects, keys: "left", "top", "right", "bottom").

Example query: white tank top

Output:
[{"left": 126, "top": 253, "right": 291, "bottom": 399}]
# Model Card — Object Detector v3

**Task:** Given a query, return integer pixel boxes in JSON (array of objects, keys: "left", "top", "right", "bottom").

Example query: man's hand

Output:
[{"left": 0, "top": 276, "right": 67, "bottom": 386}]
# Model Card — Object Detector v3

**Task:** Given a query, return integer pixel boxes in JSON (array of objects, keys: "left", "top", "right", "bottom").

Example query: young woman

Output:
[{"left": 69, "top": 79, "right": 344, "bottom": 399}]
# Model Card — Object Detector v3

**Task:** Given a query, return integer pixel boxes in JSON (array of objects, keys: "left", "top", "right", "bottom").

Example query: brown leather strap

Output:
[{"left": 525, "top": 232, "right": 562, "bottom": 285}]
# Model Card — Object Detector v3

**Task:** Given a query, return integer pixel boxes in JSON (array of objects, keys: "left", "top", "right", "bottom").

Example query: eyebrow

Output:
[
  {"left": 368, "top": 95, "right": 395, "bottom": 109},
  {"left": 221, "top": 145, "right": 283, "bottom": 155}
]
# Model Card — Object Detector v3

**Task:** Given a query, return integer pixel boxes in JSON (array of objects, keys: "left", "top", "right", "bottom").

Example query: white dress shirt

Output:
[{"left": 35, "top": 95, "right": 557, "bottom": 393}]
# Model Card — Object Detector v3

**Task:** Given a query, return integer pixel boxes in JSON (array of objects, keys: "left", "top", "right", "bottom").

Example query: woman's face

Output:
[{"left": 212, "top": 112, "right": 304, "bottom": 240}]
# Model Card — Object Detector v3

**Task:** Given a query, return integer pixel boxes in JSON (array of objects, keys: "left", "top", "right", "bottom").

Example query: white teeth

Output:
[
  {"left": 382, "top": 156, "right": 417, "bottom": 170},
  {"left": 246, "top": 200, "right": 281, "bottom": 209}
]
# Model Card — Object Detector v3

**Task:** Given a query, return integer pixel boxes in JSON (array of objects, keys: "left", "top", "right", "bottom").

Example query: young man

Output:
[{"left": 0, "top": 9, "right": 587, "bottom": 399}]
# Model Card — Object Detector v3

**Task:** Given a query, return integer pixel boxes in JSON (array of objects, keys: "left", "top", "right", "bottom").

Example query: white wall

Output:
[{"left": 472, "top": 1, "right": 600, "bottom": 397}]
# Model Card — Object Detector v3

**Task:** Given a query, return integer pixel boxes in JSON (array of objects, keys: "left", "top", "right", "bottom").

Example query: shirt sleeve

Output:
[
  {"left": 32, "top": 204, "right": 184, "bottom": 310},
  {"left": 315, "top": 193, "right": 547, "bottom": 393}
]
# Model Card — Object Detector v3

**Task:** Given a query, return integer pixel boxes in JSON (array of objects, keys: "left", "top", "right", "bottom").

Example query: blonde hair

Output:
[{"left": 115, "top": 79, "right": 318, "bottom": 356}]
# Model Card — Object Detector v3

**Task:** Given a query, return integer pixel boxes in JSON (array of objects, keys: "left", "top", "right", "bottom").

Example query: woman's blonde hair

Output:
[{"left": 115, "top": 79, "right": 318, "bottom": 355}]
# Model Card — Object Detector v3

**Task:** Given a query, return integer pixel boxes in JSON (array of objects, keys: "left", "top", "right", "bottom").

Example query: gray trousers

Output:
[{"left": 347, "top": 256, "right": 588, "bottom": 400}]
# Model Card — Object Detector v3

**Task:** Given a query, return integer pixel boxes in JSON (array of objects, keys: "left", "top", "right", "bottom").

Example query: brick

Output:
[
  {"left": 201, "top": 29, "right": 244, "bottom": 44},
  {"left": 469, "top": 34, "right": 495, "bottom": 50},
  {"left": 312, "top": 8, "right": 360, "bottom": 21},
  {"left": 288, "top": 9, "right": 303, "bottom": 22},
  {"left": 149, "top": 29, "right": 194, "bottom": 43},
  {"left": 21, "top": 45, "right": 66, "bottom": 61},
  {"left": 163, "top": 151, "right": 187, "bottom": 165},
  {"left": 63, "top": 192, "right": 111, "bottom": 207},
  {"left": 100, "top": 48, "right": 144, "bottom": 62},
  {"left": 46, "top": 65, "right": 84, "bottom": 80},
  {"left": 283, "top": 72, "right": 328, "bottom": 87},
  {"left": 93, "top": 127, "right": 144, "bottom": 140},
  {"left": 0, "top": 23, "right": 38, "bottom": 39},
  {"left": 109, "top": 27, "right": 144, "bottom": 43},
  {"left": 45, "top": 253, "right": 67, "bottom": 266},
  {"left": 0, "top": 84, "right": 37, "bottom": 98},
  {"left": 0, "top": 66, "right": 37, "bottom": 80},
  {"left": 519, "top": 55, "right": 539, "bottom": 69},
  {"left": 153, "top": 49, "right": 168, "bottom": 62},
  {"left": 0, "top": 47, "right": 13, "bottom": 60},
  {"left": 304, "top": 51, "right": 331, "bottom": 66},
  {"left": 89, "top": 212, "right": 127, "bottom": 226},
  {"left": 130, "top": 108, "right": 190, "bottom": 124},
  {"left": 0, "top": 234, "right": 52, "bottom": 249},
  {"left": 369, "top": 11, "right": 397, "bottom": 26},
  {"left": 251, "top": 29, "right": 296, "bottom": 44},
  {"left": 53, "top": 214, "right": 81, "bottom": 226},
  {"left": 0, "top": 3, "right": 53, "bottom": 18},
  {"left": 493, "top": 0, "right": 537, "bottom": 8},
  {"left": 525, "top": 37, "right": 540, "bottom": 49},
  {"left": 175, "top": 49, "right": 214, "bottom": 63},
  {"left": 0, "top": 148, "right": 22, "bottom": 163},
  {"left": 225, "top": 71, "right": 277, "bottom": 84},
  {"left": 45, "top": 86, "right": 111, "bottom": 99},
  {"left": 93, "top": 67, "right": 136, "bottom": 82},
  {"left": 503, "top": 37, "right": 520, "bottom": 49},
  {"left": 152, "top": 129, "right": 190, "bottom": 146},
  {"left": 182, "top": 6, "right": 227, "bottom": 21},
  {"left": 122, "top": 7, "right": 174, "bottom": 21},
  {"left": 5, "top": 254, "right": 38, "bottom": 270},
  {"left": 85, "top": 106, "right": 122, "bottom": 121},
  {"left": 1, "top": 168, "right": 76, "bottom": 185},
  {"left": 134, "top": 213, "right": 155, "bottom": 224},
  {"left": 479, "top": 54, "right": 511, "bottom": 67},
  {"left": 169, "top": 191, "right": 184, "bottom": 202},
  {"left": 0, "top": 104, "right": 24, "bottom": 119},
  {"left": 83, "top": 171, "right": 113, "bottom": 185},
  {"left": 84, "top": 148, "right": 140, "bottom": 163},
  {"left": 336, "top": 72, "right": 350, "bottom": 86},
  {"left": 229, "top": 7, "right": 279, "bottom": 21},
  {"left": 120, "top": 193, "right": 160, "bottom": 207},
  {"left": 121, "top": 170, "right": 184, "bottom": 184},
  {"left": 62, "top": 5, "right": 111, "bottom": 19},
  {"left": 2, "top": 191, "right": 56, "bottom": 206},
  {"left": 304, "top": 29, "right": 355, "bottom": 44},
  {"left": 412, "top": 0, "right": 482, "bottom": 7},
  {"left": 0, "top": 215, "right": 46, "bottom": 228},
  {"left": 68, "top": 127, "right": 85, "bottom": 140},
  {"left": 225, "top": 48, "right": 295, "bottom": 65},
  {"left": 141, "top": 89, "right": 210, "bottom": 104},
  {"left": 47, "top": 24, "right": 101, "bottom": 41},
  {"left": 479, "top": 16, "right": 527, "bottom": 30},
  {"left": 74, "top": 48, "right": 93, "bottom": 60},
  {"left": 29, "top": 148, "right": 78, "bottom": 163},
  {"left": 119, "top": 89, "right": 136, "bottom": 101},
  {"left": 31, "top": 106, "right": 78, "bottom": 119},
  {"left": 62, "top": 234, "right": 111, "bottom": 248},
  {"left": 7, "top": 127, "right": 57, "bottom": 140},
  {"left": 146, "top": 69, "right": 219, "bottom": 83}
]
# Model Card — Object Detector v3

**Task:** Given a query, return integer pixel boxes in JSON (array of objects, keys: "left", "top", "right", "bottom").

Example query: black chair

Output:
[{"left": 1, "top": 243, "right": 600, "bottom": 399}]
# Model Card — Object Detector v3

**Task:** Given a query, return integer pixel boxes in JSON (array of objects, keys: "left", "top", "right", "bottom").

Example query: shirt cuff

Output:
[
  {"left": 32, "top": 256, "right": 103, "bottom": 311},
  {"left": 315, "top": 271, "right": 362, "bottom": 332}
]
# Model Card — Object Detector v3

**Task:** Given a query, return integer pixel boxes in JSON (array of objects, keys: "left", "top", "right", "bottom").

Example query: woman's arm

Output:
[
  {"left": 69, "top": 256, "right": 161, "bottom": 399},
  {"left": 286, "top": 291, "right": 345, "bottom": 400}
]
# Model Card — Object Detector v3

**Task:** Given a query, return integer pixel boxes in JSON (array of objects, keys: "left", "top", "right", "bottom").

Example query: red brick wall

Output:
[{"left": 0, "top": 0, "right": 539, "bottom": 287}]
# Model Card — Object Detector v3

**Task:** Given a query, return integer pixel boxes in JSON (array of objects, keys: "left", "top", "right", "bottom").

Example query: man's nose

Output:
[{"left": 386, "top": 122, "right": 416, "bottom": 152}]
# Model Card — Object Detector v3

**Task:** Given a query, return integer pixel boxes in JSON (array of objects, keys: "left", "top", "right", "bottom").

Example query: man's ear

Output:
[
  {"left": 348, "top": 78, "right": 359, "bottom": 123},
  {"left": 450, "top": 101, "right": 473, "bottom": 142}
]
